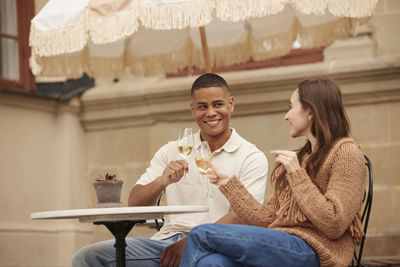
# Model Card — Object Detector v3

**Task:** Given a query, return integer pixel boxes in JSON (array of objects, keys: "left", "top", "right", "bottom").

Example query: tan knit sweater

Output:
[{"left": 220, "top": 138, "right": 366, "bottom": 267}]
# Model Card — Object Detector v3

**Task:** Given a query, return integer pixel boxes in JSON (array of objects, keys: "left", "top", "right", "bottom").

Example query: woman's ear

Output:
[{"left": 307, "top": 109, "right": 313, "bottom": 121}]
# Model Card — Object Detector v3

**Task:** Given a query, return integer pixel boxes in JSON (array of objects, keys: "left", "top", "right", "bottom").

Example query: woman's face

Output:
[{"left": 284, "top": 89, "right": 313, "bottom": 138}]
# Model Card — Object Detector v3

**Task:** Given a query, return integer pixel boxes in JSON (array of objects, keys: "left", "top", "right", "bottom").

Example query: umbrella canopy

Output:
[{"left": 29, "top": 0, "right": 378, "bottom": 78}]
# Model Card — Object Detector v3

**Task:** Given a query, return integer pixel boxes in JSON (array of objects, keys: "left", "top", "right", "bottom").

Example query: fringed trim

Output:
[
  {"left": 87, "top": 57, "right": 126, "bottom": 78},
  {"left": 291, "top": 0, "right": 330, "bottom": 16},
  {"left": 29, "top": 56, "right": 42, "bottom": 77},
  {"left": 136, "top": 0, "right": 214, "bottom": 30},
  {"left": 298, "top": 18, "right": 353, "bottom": 49},
  {"left": 328, "top": 0, "right": 378, "bottom": 18},
  {"left": 206, "top": 32, "right": 252, "bottom": 67},
  {"left": 29, "top": 24, "right": 87, "bottom": 57},
  {"left": 350, "top": 17, "right": 371, "bottom": 35},
  {"left": 126, "top": 33, "right": 251, "bottom": 76},
  {"left": 33, "top": 49, "right": 89, "bottom": 79},
  {"left": 250, "top": 19, "right": 298, "bottom": 61},
  {"left": 298, "top": 17, "right": 371, "bottom": 49},
  {"left": 127, "top": 39, "right": 196, "bottom": 76},
  {"left": 181, "top": 35, "right": 252, "bottom": 70},
  {"left": 86, "top": 2, "right": 140, "bottom": 44},
  {"left": 291, "top": 0, "right": 377, "bottom": 17},
  {"left": 348, "top": 209, "right": 364, "bottom": 245},
  {"left": 215, "top": 0, "right": 286, "bottom": 21},
  {"left": 215, "top": 0, "right": 377, "bottom": 21},
  {"left": 275, "top": 183, "right": 308, "bottom": 225}
]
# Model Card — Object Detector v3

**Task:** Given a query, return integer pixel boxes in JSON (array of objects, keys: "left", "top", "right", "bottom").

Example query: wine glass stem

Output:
[
  {"left": 182, "top": 156, "right": 187, "bottom": 182},
  {"left": 203, "top": 174, "right": 210, "bottom": 198}
]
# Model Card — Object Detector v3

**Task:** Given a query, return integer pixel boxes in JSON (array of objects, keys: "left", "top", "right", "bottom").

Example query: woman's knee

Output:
[{"left": 190, "top": 223, "right": 220, "bottom": 237}]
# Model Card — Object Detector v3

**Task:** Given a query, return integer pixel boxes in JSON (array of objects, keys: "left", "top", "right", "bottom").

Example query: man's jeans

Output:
[
  {"left": 71, "top": 233, "right": 185, "bottom": 267},
  {"left": 180, "top": 223, "right": 320, "bottom": 267}
]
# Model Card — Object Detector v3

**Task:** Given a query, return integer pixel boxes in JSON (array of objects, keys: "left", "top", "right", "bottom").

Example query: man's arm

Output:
[
  {"left": 128, "top": 160, "right": 188, "bottom": 206},
  {"left": 128, "top": 180, "right": 165, "bottom": 206},
  {"left": 215, "top": 210, "right": 246, "bottom": 224}
]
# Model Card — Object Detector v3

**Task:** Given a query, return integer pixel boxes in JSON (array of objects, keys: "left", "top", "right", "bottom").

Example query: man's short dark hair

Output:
[{"left": 191, "top": 73, "right": 230, "bottom": 96}]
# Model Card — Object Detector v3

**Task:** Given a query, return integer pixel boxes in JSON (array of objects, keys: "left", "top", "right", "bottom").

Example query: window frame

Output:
[{"left": 0, "top": 0, "right": 36, "bottom": 91}]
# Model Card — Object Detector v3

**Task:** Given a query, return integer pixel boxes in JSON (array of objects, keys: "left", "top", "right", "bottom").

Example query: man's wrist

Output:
[{"left": 156, "top": 176, "right": 169, "bottom": 188}]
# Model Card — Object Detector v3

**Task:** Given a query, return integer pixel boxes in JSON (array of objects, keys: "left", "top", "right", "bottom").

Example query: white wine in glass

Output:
[
  {"left": 195, "top": 157, "right": 211, "bottom": 172},
  {"left": 177, "top": 145, "right": 193, "bottom": 158},
  {"left": 196, "top": 141, "right": 212, "bottom": 198},
  {"left": 177, "top": 128, "right": 194, "bottom": 182}
]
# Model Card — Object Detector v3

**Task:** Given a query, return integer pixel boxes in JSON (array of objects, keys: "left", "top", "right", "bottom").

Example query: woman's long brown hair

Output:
[{"left": 273, "top": 78, "right": 351, "bottom": 187}]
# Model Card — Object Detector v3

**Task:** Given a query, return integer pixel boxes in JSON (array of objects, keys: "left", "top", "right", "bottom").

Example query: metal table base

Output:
[{"left": 94, "top": 220, "right": 145, "bottom": 267}]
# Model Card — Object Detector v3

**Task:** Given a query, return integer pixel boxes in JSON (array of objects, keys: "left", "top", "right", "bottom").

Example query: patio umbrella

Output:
[{"left": 29, "top": 0, "right": 378, "bottom": 79}]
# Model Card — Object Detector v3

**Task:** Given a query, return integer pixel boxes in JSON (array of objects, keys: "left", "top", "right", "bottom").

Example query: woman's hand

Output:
[
  {"left": 204, "top": 162, "right": 232, "bottom": 187},
  {"left": 270, "top": 150, "right": 301, "bottom": 173}
]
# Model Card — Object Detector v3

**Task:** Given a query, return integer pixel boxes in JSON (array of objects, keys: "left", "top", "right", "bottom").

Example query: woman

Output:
[{"left": 179, "top": 78, "right": 366, "bottom": 267}]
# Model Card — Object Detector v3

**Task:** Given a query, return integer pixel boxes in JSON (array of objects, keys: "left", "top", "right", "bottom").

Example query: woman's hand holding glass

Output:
[
  {"left": 196, "top": 141, "right": 212, "bottom": 197},
  {"left": 203, "top": 162, "right": 232, "bottom": 187}
]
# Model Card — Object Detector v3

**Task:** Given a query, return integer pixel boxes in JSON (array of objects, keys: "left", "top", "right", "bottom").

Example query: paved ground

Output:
[{"left": 362, "top": 256, "right": 400, "bottom": 267}]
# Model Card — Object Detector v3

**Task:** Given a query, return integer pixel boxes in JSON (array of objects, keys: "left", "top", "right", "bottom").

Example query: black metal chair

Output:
[
  {"left": 154, "top": 195, "right": 164, "bottom": 231},
  {"left": 351, "top": 155, "right": 374, "bottom": 267}
]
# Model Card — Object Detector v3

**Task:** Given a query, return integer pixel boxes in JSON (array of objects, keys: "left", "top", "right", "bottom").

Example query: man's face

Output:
[{"left": 190, "top": 86, "right": 234, "bottom": 139}]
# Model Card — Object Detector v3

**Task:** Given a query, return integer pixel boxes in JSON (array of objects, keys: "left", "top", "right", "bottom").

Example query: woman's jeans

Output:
[
  {"left": 180, "top": 223, "right": 320, "bottom": 267},
  {"left": 71, "top": 233, "right": 185, "bottom": 267}
]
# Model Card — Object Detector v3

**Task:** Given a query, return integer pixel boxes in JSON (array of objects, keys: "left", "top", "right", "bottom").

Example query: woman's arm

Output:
[{"left": 219, "top": 176, "right": 278, "bottom": 227}]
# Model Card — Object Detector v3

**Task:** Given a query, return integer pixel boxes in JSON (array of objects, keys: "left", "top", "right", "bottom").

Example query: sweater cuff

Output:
[
  {"left": 219, "top": 175, "right": 243, "bottom": 197},
  {"left": 286, "top": 168, "right": 309, "bottom": 187}
]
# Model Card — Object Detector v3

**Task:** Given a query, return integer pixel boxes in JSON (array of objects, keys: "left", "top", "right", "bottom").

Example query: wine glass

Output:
[
  {"left": 177, "top": 128, "right": 194, "bottom": 182},
  {"left": 195, "top": 141, "right": 212, "bottom": 198}
]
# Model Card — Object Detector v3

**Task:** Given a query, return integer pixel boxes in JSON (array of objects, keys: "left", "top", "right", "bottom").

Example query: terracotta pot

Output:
[{"left": 93, "top": 180, "right": 123, "bottom": 208}]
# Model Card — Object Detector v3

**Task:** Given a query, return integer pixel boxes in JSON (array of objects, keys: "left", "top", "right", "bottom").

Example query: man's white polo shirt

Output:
[{"left": 136, "top": 128, "right": 268, "bottom": 240}]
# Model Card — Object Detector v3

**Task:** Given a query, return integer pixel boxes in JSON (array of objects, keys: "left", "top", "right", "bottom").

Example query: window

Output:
[{"left": 0, "top": 0, "right": 36, "bottom": 91}]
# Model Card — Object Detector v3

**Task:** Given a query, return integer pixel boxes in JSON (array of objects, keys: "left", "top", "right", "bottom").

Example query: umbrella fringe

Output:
[
  {"left": 86, "top": 3, "right": 140, "bottom": 44},
  {"left": 31, "top": 17, "right": 369, "bottom": 79},
  {"left": 298, "top": 17, "right": 370, "bottom": 49},
  {"left": 29, "top": 24, "right": 87, "bottom": 57},
  {"left": 250, "top": 18, "right": 298, "bottom": 61},
  {"left": 137, "top": 0, "right": 215, "bottom": 30},
  {"left": 33, "top": 51, "right": 88, "bottom": 79},
  {"left": 127, "top": 39, "right": 197, "bottom": 76},
  {"left": 207, "top": 33, "right": 252, "bottom": 67},
  {"left": 216, "top": 0, "right": 286, "bottom": 21}
]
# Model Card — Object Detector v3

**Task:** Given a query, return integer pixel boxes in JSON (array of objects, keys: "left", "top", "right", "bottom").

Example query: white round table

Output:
[{"left": 31, "top": 206, "right": 208, "bottom": 267}]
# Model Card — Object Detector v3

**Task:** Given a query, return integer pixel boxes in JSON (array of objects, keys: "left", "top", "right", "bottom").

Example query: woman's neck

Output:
[{"left": 307, "top": 134, "right": 317, "bottom": 153}]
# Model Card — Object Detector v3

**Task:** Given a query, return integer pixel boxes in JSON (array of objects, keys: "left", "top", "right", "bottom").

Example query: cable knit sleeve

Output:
[
  {"left": 286, "top": 141, "right": 366, "bottom": 239},
  {"left": 219, "top": 177, "right": 278, "bottom": 227}
]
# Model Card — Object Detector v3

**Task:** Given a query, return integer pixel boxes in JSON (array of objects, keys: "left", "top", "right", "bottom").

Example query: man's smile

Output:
[{"left": 204, "top": 119, "right": 222, "bottom": 127}]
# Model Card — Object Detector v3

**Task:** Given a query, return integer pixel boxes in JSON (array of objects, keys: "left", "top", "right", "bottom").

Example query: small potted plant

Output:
[{"left": 93, "top": 173, "right": 123, "bottom": 208}]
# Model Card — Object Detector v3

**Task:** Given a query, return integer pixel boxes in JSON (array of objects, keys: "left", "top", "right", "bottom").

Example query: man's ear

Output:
[
  {"left": 229, "top": 96, "right": 235, "bottom": 112},
  {"left": 190, "top": 102, "right": 195, "bottom": 118}
]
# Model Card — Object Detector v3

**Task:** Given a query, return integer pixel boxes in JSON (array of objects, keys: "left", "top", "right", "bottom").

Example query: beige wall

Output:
[
  {"left": 0, "top": 95, "right": 93, "bottom": 266},
  {"left": 0, "top": 0, "right": 399, "bottom": 266}
]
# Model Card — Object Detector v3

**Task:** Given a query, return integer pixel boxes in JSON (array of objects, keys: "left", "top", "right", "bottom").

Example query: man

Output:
[{"left": 72, "top": 73, "right": 268, "bottom": 267}]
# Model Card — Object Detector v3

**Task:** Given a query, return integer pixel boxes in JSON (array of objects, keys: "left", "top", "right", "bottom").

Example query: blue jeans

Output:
[
  {"left": 180, "top": 224, "right": 320, "bottom": 267},
  {"left": 71, "top": 233, "right": 185, "bottom": 267}
]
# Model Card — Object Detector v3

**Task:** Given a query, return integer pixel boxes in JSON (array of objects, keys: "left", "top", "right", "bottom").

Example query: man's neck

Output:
[{"left": 200, "top": 129, "right": 232, "bottom": 153}]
